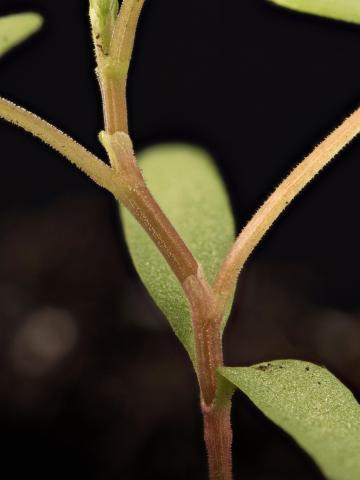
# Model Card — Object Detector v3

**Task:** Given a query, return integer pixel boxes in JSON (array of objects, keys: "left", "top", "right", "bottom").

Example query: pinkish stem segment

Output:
[
  {"left": 203, "top": 399, "right": 233, "bottom": 480},
  {"left": 95, "top": 4, "right": 234, "bottom": 475}
]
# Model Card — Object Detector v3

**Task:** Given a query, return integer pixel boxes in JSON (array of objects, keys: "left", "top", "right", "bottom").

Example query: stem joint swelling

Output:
[{"left": 184, "top": 271, "right": 223, "bottom": 406}]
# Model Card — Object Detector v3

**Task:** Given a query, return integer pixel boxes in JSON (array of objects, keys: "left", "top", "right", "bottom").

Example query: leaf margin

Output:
[
  {"left": 218, "top": 359, "right": 360, "bottom": 480},
  {"left": 268, "top": 0, "right": 360, "bottom": 25}
]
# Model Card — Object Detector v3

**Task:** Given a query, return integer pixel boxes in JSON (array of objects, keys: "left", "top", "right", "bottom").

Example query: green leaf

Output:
[
  {"left": 120, "top": 144, "right": 235, "bottom": 363},
  {"left": 0, "top": 13, "right": 43, "bottom": 58},
  {"left": 218, "top": 360, "right": 360, "bottom": 480},
  {"left": 269, "top": 0, "right": 360, "bottom": 25},
  {"left": 89, "top": 0, "right": 119, "bottom": 55}
]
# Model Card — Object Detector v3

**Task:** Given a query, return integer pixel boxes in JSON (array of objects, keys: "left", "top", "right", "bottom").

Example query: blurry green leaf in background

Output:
[
  {"left": 0, "top": 12, "right": 43, "bottom": 58},
  {"left": 269, "top": 0, "right": 360, "bottom": 25}
]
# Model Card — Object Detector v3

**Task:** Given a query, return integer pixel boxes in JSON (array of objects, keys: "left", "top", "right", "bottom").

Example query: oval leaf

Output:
[
  {"left": 0, "top": 13, "right": 43, "bottom": 58},
  {"left": 219, "top": 360, "right": 360, "bottom": 480},
  {"left": 121, "top": 144, "right": 235, "bottom": 362},
  {"left": 269, "top": 0, "right": 360, "bottom": 24}
]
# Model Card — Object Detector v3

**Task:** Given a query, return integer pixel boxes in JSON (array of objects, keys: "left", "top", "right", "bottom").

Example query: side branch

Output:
[
  {"left": 0, "top": 95, "right": 204, "bottom": 292},
  {"left": 0, "top": 97, "right": 206, "bottom": 294},
  {"left": 94, "top": 0, "right": 146, "bottom": 134},
  {"left": 214, "top": 106, "right": 360, "bottom": 304},
  {"left": 101, "top": 130, "right": 200, "bottom": 284},
  {"left": 109, "top": 0, "right": 145, "bottom": 68},
  {"left": 0, "top": 96, "right": 115, "bottom": 192}
]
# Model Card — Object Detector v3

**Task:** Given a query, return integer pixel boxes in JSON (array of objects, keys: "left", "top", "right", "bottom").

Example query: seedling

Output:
[{"left": 1, "top": 1, "right": 360, "bottom": 478}]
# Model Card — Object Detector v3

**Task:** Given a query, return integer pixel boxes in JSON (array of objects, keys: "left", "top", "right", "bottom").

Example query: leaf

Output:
[
  {"left": 0, "top": 13, "right": 43, "bottom": 58},
  {"left": 218, "top": 360, "right": 360, "bottom": 480},
  {"left": 120, "top": 144, "right": 235, "bottom": 362},
  {"left": 269, "top": 0, "right": 360, "bottom": 25},
  {"left": 89, "top": 0, "right": 118, "bottom": 55}
]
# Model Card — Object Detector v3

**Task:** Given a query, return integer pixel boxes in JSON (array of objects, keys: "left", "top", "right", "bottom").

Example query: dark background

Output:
[{"left": 0, "top": 0, "right": 359, "bottom": 478}]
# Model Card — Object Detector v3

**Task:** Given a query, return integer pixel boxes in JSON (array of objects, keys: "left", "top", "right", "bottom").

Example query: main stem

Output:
[
  {"left": 109, "top": 136, "right": 234, "bottom": 479},
  {"left": 93, "top": 2, "right": 234, "bottom": 478},
  {"left": 184, "top": 276, "right": 233, "bottom": 480},
  {"left": 203, "top": 399, "right": 233, "bottom": 480}
]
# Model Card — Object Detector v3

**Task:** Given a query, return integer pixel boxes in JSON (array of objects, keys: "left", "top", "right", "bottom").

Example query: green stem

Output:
[
  {"left": 98, "top": 69, "right": 128, "bottom": 134},
  {"left": 214, "top": 105, "right": 360, "bottom": 308},
  {"left": 96, "top": 0, "right": 145, "bottom": 134},
  {"left": 0, "top": 96, "right": 115, "bottom": 191}
]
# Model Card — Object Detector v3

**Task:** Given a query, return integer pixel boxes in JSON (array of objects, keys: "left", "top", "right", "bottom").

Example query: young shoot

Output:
[{"left": 1, "top": 1, "right": 360, "bottom": 479}]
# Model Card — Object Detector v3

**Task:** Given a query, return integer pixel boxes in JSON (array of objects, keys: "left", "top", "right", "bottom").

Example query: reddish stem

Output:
[
  {"left": 93, "top": 4, "right": 236, "bottom": 478},
  {"left": 183, "top": 274, "right": 233, "bottom": 479},
  {"left": 203, "top": 397, "right": 233, "bottom": 480}
]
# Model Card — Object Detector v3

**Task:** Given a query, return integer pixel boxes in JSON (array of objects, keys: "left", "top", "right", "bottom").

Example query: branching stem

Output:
[
  {"left": 214, "top": 106, "right": 360, "bottom": 308},
  {"left": 7, "top": 3, "right": 360, "bottom": 480},
  {"left": 102, "top": 130, "right": 200, "bottom": 284},
  {"left": 0, "top": 96, "right": 115, "bottom": 191},
  {"left": 93, "top": 5, "right": 233, "bottom": 477}
]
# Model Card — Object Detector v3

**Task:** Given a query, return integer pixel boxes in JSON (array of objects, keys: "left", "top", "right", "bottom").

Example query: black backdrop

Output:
[{"left": 0, "top": 0, "right": 360, "bottom": 479}]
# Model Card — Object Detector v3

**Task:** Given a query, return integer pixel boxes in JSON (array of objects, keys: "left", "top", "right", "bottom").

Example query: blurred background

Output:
[{"left": 0, "top": 0, "right": 360, "bottom": 478}]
